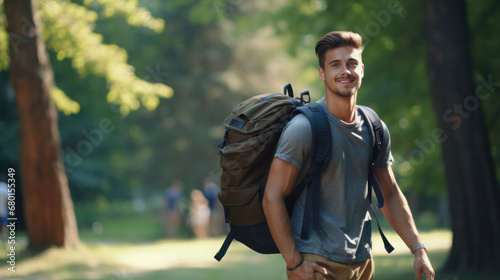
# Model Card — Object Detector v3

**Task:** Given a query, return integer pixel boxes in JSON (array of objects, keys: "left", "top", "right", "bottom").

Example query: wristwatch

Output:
[{"left": 409, "top": 242, "right": 427, "bottom": 254}]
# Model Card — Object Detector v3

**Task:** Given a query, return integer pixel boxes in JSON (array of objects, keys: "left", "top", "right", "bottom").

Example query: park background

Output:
[{"left": 0, "top": 0, "right": 499, "bottom": 279}]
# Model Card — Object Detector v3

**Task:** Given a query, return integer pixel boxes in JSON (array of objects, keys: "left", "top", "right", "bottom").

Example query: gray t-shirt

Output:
[{"left": 275, "top": 98, "right": 393, "bottom": 263}]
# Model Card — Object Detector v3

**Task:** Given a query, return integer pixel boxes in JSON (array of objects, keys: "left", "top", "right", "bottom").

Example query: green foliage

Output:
[
  {"left": 51, "top": 86, "right": 81, "bottom": 114},
  {"left": 83, "top": 0, "right": 164, "bottom": 32},
  {"left": 0, "top": 3, "right": 8, "bottom": 70},
  {"left": 0, "top": 0, "right": 172, "bottom": 115},
  {"left": 38, "top": 0, "right": 172, "bottom": 115},
  {"left": 0, "top": 0, "right": 177, "bottom": 203},
  {"left": 30, "top": 0, "right": 242, "bottom": 200}
]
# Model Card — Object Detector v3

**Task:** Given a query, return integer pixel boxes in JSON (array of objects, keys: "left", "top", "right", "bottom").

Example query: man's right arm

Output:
[{"left": 263, "top": 158, "right": 327, "bottom": 279}]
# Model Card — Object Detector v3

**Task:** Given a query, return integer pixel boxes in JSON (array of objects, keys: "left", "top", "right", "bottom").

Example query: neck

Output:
[{"left": 323, "top": 92, "right": 357, "bottom": 123}]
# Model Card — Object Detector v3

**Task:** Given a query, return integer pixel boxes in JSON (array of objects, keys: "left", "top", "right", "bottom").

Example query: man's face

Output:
[{"left": 319, "top": 46, "right": 364, "bottom": 98}]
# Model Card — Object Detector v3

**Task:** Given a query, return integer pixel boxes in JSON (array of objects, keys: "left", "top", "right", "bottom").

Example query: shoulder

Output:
[
  {"left": 278, "top": 111, "right": 314, "bottom": 145},
  {"left": 275, "top": 113, "right": 312, "bottom": 171},
  {"left": 280, "top": 113, "right": 312, "bottom": 143},
  {"left": 379, "top": 118, "right": 391, "bottom": 138},
  {"left": 357, "top": 106, "right": 394, "bottom": 166},
  {"left": 357, "top": 105, "right": 391, "bottom": 135},
  {"left": 288, "top": 113, "right": 311, "bottom": 130}
]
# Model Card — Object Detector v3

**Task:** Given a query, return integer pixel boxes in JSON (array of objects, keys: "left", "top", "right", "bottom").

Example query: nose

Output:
[{"left": 340, "top": 64, "right": 351, "bottom": 76}]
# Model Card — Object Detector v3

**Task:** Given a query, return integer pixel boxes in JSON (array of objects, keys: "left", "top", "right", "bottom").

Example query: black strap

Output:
[
  {"left": 284, "top": 83, "right": 294, "bottom": 97},
  {"left": 357, "top": 105, "right": 394, "bottom": 254},
  {"left": 369, "top": 170, "right": 385, "bottom": 208},
  {"left": 369, "top": 205, "right": 395, "bottom": 253},
  {"left": 357, "top": 106, "right": 385, "bottom": 208},
  {"left": 311, "top": 176, "right": 321, "bottom": 231},
  {"left": 291, "top": 103, "right": 331, "bottom": 240},
  {"left": 217, "top": 127, "right": 229, "bottom": 150},
  {"left": 300, "top": 181, "right": 314, "bottom": 239},
  {"left": 214, "top": 231, "right": 234, "bottom": 261}
]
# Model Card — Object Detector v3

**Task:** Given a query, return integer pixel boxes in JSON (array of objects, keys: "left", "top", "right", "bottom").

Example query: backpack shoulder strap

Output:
[
  {"left": 287, "top": 102, "right": 331, "bottom": 239},
  {"left": 356, "top": 105, "right": 384, "bottom": 208},
  {"left": 292, "top": 103, "right": 331, "bottom": 176},
  {"left": 357, "top": 105, "right": 394, "bottom": 254},
  {"left": 356, "top": 105, "right": 383, "bottom": 163},
  {"left": 286, "top": 103, "right": 331, "bottom": 204}
]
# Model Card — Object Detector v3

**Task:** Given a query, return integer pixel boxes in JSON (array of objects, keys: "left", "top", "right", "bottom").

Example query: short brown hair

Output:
[{"left": 315, "top": 31, "right": 364, "bottom": 69}]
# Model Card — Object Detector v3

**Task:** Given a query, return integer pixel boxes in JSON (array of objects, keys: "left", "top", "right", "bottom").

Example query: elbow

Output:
[
  {"left": 262, "top": 188, "right": 272, "bottom": 216},
  {"left": 262, "top": 189, "right": 275, "bottom": 214},
  {"left": 262, "top": 187, "right": 283, "bottom": 215},
  {"left": 262, "top": 192, "right": 270, "bottom": 214},
  {"left": 381, "top": 187, "right": 399, "bottom": 201},
  {"left": 380, "top": 188, "right": 401, "bottom": 210}
]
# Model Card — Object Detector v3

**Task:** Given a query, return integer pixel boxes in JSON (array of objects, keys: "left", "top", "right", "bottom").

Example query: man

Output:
[{"left": 262, "top": 31, "right": 435, "bottom": 280}]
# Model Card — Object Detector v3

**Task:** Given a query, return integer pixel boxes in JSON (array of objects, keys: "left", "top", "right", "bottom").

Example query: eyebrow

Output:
[{"left": 328, "top": 58, "right": 359, "bottom": 65}]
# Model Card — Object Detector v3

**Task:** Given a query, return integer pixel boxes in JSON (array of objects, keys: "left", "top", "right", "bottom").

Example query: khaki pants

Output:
[{"left": 303, "top": 254, "right": 375, "bottom": 280}]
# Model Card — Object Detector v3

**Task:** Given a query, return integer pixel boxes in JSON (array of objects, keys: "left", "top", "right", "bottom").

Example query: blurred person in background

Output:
[
  {"left": 162, "top": 180, "right": 184, "bottom": 238},
  {"left": 189, "top": 189, "right": 210, "bottom": 238},
  {"left": 203, "top": 177, "right": 224, "bottom": 236}
]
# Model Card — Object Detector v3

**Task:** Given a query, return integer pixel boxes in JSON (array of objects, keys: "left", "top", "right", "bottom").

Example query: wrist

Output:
[{"left": 287, "top": 255, "right": 304, "bottom": 271}]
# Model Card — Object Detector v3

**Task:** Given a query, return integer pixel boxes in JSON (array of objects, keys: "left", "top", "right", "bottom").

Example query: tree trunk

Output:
[
  {"left": 4, "top": 0, "right": 79, "bottom": 250},
  {"left": 421, "top": 0, "right": 500, "bottom": 275}
]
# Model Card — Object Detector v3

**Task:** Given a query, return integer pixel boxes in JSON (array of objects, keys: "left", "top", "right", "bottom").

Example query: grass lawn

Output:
[{"left": 0, "top": 230, "right": 453, "bottom": 280}]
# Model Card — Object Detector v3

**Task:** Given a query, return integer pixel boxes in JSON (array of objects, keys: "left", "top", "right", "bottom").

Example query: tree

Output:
[
  {"left": 421, "top": 0, "right": 500, "bottom": 276},
  {"left": 1, "top": 0, "right": 173, "bottom": 250},
  {"left": 4, "top": 0, "right": 79, "bottom": 250}
]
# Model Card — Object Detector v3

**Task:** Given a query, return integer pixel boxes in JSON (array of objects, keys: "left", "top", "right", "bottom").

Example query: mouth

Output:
[{"left": 336, "top": 78, "right": 354, "bottom": 85}]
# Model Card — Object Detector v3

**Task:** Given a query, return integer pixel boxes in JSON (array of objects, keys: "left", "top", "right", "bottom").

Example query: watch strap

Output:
[{"left": 409, "top": 242, "right": 427, "bottom": 254}]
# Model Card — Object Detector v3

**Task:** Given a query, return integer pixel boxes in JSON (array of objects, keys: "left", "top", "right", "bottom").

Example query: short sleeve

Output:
[
  {"left": 372, "top": 120, "right": 394, "bottom": 168},
  {"left": 274, "top": 114, "right": 312, "bottom": 171}
]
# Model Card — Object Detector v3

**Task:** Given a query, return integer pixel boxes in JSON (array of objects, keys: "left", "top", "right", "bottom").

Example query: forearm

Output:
[
  {"left": 380, "top": 190, "right": 421, "bottom": 248},
  {"left": 375, "top": 167, "right": 423, "bottom": 249},
  {"left": 263, "top": 191, "right": 302, "bottom": 267},
  {"left": 263, "top": 158, "right": 302, "bottom": 268},
  {"left": 375, "top": 167, "right": 435, "bottom": 279}
]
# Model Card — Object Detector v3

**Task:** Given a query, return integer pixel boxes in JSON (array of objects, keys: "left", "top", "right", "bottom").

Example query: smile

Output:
[{"left": 337, "top": 79, "right": 354, "bottom": 84}]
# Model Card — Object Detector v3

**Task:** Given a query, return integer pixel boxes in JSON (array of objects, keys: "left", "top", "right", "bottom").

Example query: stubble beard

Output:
[
  {"left": 334, "top": 88, "right": 356, "bottom": 98},
  {"left": 327, "top": 81, "right": 359, "bottom": 98}
]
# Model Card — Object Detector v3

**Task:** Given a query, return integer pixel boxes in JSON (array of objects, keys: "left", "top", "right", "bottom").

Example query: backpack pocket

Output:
[{"left": 218, "top": 183, "right": 266, "bottom": 226}]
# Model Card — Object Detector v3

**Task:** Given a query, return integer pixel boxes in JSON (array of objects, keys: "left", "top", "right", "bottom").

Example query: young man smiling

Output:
[{"left": 263, "top": 31, "right": 435, "bottom": 280}]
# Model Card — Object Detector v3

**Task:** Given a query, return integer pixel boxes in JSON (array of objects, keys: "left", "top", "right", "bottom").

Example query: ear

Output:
[
  {"left": 361, "top": 64, "right": 364, "bottom": 78},
  {"left": 319, "top": 67, "right": 326, "bottom": 82}
]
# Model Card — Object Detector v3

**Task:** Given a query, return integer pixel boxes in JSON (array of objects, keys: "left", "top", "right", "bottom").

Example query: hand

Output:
[
  {"left": 414, "top": 249, "right": 435, "bottom": 280},
  {"left": 287, "top": 259, "right": 328, "bottom": 280}
]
